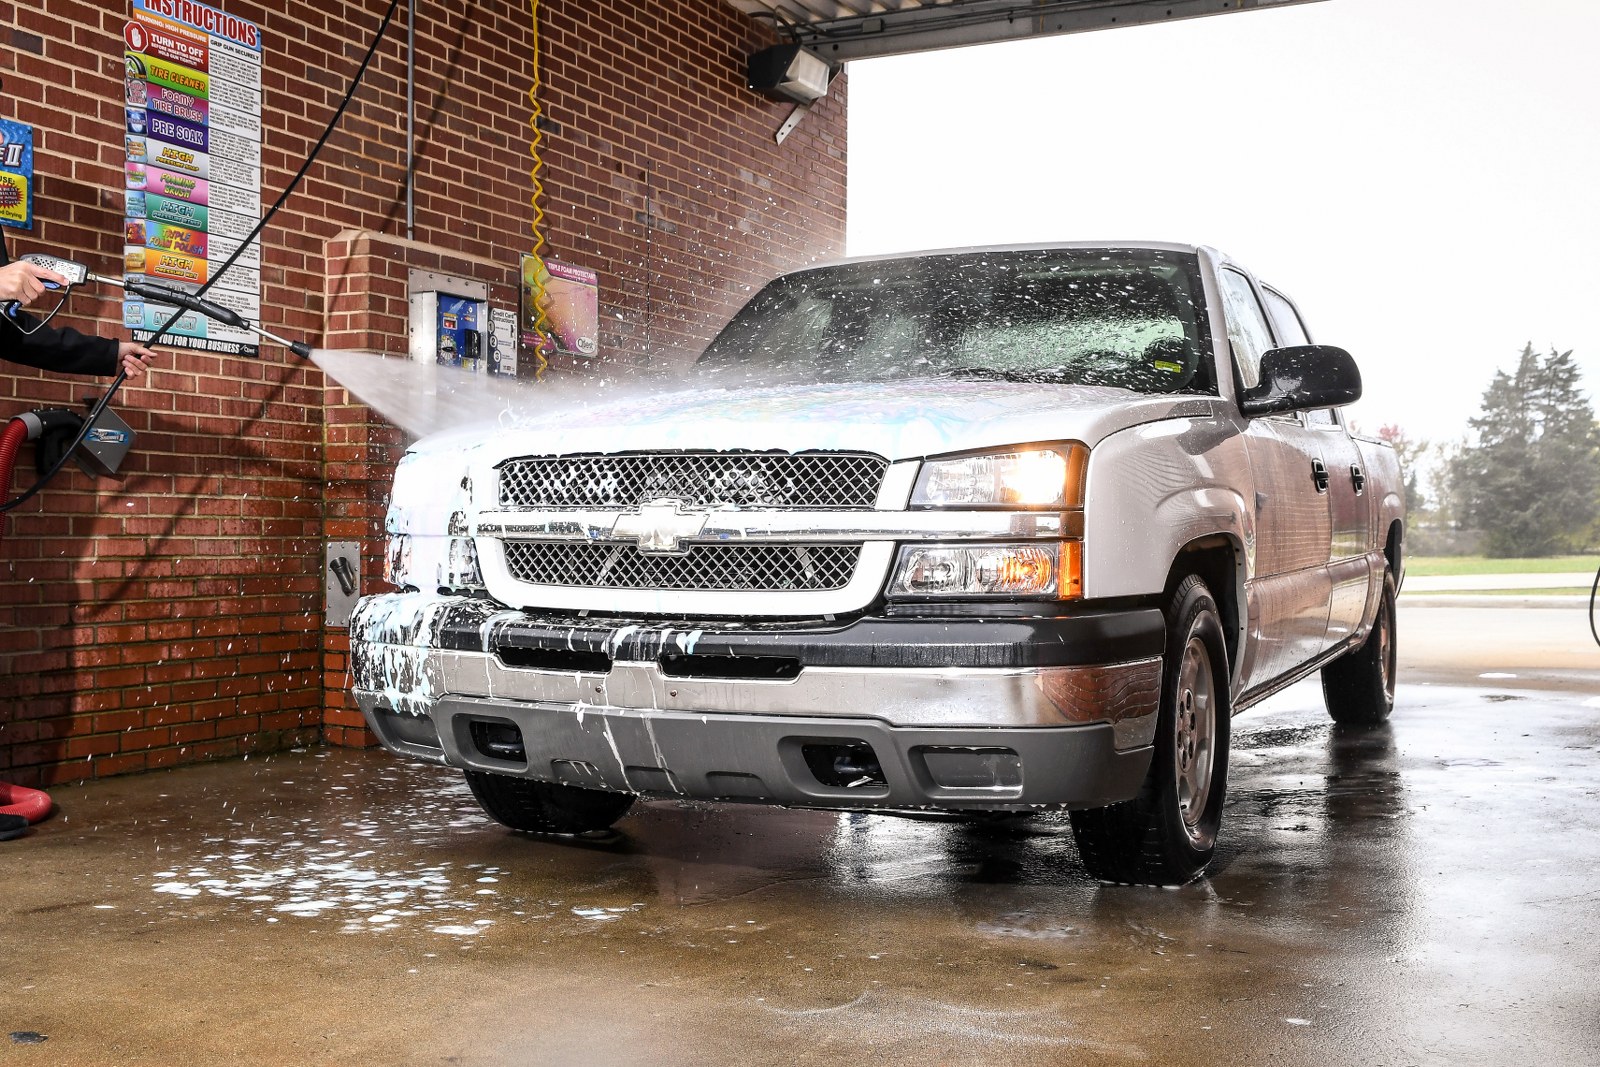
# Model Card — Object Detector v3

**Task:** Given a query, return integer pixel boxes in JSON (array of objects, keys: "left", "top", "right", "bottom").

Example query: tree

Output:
[
  {"left": 1450, "top": 344, "right": 1600, "bottom": 557},
  {"left": 1376, "top": 423, "right": 1428, "bottom": 516}
]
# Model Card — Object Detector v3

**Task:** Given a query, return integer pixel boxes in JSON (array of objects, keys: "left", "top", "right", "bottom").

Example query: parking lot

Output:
[{"left": 4, "top": 601, "right": 1598, "bottom": 1066}]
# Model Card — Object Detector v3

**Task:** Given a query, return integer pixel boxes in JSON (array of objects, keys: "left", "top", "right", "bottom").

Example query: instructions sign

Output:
[
  {"left": 0, "top": 120, "right": 34, "bottom": 229},
  {"left": 123, "top": 0, "right": 262, "bottom": 357},
  {"left": 487, "top": 306, "right": 518, "bottom": 378}
]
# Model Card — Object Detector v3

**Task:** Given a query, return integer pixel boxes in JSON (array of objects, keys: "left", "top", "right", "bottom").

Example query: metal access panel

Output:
[
  {"left": 326, "top": 541, "right": 361, "bottom": 628},
  {"left": 727, "top": 0, "right": 1328, "bottom": 63}
]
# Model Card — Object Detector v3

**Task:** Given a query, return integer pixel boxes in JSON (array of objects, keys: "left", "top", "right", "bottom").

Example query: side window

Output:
[
  {"left": 1262, "top": 286, "right": 1335, "bottom": 426},
  {"left": 1302, "top": 405, "right": 1337, "bottom": 427},
  {"left": 1217, "top": 269, "right": 1276, "bottom": 389},
  {"left": 1260, "top": 287, "right": 1310, "bottom": 347}
]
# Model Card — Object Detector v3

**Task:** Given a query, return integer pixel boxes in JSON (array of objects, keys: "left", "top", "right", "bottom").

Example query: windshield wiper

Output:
[{"left": 942, "top": 366, "right": 1081, "bottom": 384}]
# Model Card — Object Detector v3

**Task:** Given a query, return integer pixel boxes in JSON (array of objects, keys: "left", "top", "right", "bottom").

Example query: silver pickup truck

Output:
[{"left": 350, "top": 242, "right": 1404, "bottom": 886}]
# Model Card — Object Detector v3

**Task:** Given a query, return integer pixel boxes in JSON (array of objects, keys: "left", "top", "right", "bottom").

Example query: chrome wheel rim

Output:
[
  {"left": 1378, "top": 592, "right": 1395, "bottom": 702},
  {"left": 1174, "top": 635, "right": 1217, "bottom": 845}
]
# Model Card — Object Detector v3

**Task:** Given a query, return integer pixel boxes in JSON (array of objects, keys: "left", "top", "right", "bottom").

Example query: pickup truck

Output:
[{"left": 349, "top": 242, "right": 1404, "bottom": 886}]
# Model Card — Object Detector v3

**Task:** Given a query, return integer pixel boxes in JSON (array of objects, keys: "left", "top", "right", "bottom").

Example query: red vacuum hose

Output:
[
  {"left": 2, "top": 416, "right": 53, "bottom": 838},
  {"left": 1, "top": 783, "right": 52, "bottom": 823},
  {"left": 0, "top": 415, "right": 26, "bottom": 546}
]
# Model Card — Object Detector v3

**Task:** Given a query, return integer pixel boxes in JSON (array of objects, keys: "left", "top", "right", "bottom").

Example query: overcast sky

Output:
[{"left": 846, "top": 0, "right": 1600, "bottom": 445}]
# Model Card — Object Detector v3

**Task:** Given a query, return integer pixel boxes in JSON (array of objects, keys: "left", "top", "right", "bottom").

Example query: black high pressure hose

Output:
[{"left": 1, "top": 0, "right": 402, "bottom": 515}]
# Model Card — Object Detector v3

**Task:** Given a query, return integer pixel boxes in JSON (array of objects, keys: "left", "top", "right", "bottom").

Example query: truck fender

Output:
[{"left": 1081, "top": 415, "right": 1254, "bottom": 602}]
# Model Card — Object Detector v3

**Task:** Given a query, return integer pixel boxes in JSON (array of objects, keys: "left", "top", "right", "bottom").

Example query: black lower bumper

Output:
[{"left": 361, "top": 696, "right": 1153, "bottom": 812}]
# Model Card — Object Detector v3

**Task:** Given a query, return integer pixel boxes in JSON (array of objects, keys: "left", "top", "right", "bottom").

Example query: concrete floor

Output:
[{"left": 3, "top": 603, "right": 1598, "bottom": 1066}]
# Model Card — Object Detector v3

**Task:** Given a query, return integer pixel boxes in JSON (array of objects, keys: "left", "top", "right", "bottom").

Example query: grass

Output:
[
  {"left": 1408, "top": 587, "right": 1595, "bottom": 597},
  {"left": 1406, "top": 555, "right": 1600, "bottom": 577}
]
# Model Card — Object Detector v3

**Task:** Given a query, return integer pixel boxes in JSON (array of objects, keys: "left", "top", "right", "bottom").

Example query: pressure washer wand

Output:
[
  {"left": 91, "top": 270, "right": 313, "bottom": 359},
  {"left": 2, "top": 254, "right": 313, "bottom": 359}
]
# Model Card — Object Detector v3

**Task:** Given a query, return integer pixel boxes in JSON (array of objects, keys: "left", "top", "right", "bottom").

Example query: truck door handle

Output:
[
  {"left": 1350, "top": 464, "right": 1366, "bottom": 494},
  {"left": 1311, "top": 458, "right": 1330, "bottom": 493}
]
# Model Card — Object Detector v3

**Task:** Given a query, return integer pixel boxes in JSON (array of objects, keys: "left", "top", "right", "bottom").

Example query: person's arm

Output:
[
  {"left": 2, "top": 314, "right": 122, "bottom": 376},
  {"left": 0, "top": 234, "right": 148, "bottom": 378}
]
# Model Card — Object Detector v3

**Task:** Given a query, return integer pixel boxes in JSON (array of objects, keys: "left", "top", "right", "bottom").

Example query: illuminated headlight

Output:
[
  {"left": 912, "top": 445, "right": 1087, "bottom": 508},
  {"left": 888, "top": 542, "right": 1083, "bottom": 600}
]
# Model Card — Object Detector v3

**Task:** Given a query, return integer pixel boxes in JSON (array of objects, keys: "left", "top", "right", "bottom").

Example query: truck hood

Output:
[{"left": 409, "top": 379, "right": 1224, "bottom": 464}]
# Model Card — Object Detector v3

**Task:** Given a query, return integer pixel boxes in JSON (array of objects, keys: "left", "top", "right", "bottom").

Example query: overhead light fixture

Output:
[{"left": 747, "top": 44, "right": 833, "bottom": 105}]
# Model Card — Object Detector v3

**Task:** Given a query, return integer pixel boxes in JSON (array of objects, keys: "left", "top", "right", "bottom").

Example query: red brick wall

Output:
[{"left": 0, "top": 0, "right": 847, "bottom": 785}]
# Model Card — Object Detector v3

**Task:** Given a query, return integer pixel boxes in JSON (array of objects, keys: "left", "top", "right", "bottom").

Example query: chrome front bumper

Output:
[{"left": 349, "top": 594, "right": 1165, "bottom": 811}]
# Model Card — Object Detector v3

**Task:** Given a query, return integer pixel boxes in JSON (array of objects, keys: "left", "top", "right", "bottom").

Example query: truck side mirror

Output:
[{"left": 1240, "top": 345, "right": 1362, "bottom": 417}]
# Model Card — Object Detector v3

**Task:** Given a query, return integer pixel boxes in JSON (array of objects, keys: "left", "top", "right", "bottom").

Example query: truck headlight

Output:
[
  {"left": 383, "top": 450, "right": 484, "bottom": 593},
  {"left": 383, "top": 534, "right": 484, "bottom": 593},
  {"left": 912, "top": 444, "right": 1087, "bottom": 508},
  {"left": 888, "top": 542, "right": 1083, "bottom": 600}
]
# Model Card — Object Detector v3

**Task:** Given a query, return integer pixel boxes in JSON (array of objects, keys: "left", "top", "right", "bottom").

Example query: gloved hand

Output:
[{"left": 0, "top": 259, "right": 69, "bottom": 308}]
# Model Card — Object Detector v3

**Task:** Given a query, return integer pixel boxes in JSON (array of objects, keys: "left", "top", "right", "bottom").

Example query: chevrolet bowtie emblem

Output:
[{"left": 611, "top": 500, "right": 708, "bottom": 554}]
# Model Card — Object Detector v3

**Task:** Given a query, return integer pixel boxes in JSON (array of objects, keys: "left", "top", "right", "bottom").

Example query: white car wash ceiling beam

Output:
[{"left": 728, "top": 0, "right": 1328, "bottom": 63}]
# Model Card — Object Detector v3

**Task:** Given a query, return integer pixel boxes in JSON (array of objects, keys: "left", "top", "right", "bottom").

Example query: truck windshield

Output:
[{"left": 696, "top": 248, "right": 1214, "bottom": 394}]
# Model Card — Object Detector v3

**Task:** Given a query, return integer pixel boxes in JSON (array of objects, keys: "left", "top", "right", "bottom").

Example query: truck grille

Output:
[
  {"left": 502, "top": 541, "right": 861, "bottom": 591},
  {"left": 498, "top": 452, "right": 888, "bottom": 510}
]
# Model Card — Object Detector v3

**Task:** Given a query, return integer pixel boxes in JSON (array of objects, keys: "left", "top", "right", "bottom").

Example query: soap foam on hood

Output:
[{"left": 309, "top": 347, "right": 1221, "bottom": 462}]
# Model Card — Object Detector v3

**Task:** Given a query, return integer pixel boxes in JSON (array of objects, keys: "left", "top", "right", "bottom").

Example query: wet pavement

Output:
[{"left": 3, "top": 605, "right": 1599, "bottom": 1066}]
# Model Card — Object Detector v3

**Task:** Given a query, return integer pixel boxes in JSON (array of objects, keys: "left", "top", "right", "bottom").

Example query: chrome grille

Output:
[
  {"left": 502, "top": 541, "right": 860, "bottom": 591},
  {"left": 498, "top": 452, "right": 888, "bottom": 510}
]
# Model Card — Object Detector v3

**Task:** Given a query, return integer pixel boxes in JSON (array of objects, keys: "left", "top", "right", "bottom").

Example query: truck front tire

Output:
[
  {"left": 1321, "top": 570, "right": 1398, "bottom": 725},
  {"left": 465, "top": 771, "right": 636, "bottom": 834},
  {"left": 1069, "top": 575, "right": 1230, "bottom": 886}
]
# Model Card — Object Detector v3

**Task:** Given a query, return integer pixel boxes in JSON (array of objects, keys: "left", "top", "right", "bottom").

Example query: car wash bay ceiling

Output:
[{"left": 726, "top": 0, "right": 1327, "bottom": 62}]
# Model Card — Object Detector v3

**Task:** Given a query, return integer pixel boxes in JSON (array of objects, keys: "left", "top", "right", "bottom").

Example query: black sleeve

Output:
[{"left": 0, "top": 233, "right": 120, "bottom": 377}]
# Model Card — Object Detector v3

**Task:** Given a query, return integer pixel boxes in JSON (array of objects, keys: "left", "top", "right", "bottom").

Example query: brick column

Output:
[{"left": 318, "top": 230, "right": 517, "bottom": 747}]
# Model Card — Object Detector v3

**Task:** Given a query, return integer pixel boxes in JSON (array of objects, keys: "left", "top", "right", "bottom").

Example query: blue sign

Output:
[{"left": 0, "top": 119, "right": 35, "bottom": 229}]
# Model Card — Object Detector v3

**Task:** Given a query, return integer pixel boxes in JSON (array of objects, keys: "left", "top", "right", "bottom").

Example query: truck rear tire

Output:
[
  {"left": 465, "top": 771, "right": 635, "bottom": 834},
  {"left": 1069, "top": 575, "right": 1230, "bottom": 886},
  {"left": 1321, "top": 570, "right": 1397, "bottom": 725}
]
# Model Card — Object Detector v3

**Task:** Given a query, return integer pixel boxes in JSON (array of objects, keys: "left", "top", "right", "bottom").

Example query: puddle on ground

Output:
[
  {"left": 1233, "top": 723, "right": 1332, "bottom": 750},
  {"left": 150, "top": 851, "right": 507, "bottom": 936},
  {"left": 975, "top": 911, "right": 1085, "bottom": 940},
  {"left": 134, "top": 754, "right": 603, "bottom": 938}
]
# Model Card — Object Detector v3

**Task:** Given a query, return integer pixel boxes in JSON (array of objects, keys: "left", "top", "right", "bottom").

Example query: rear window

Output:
[{"left": 697, "top": 248, "right": 1215, "bottom": 394}]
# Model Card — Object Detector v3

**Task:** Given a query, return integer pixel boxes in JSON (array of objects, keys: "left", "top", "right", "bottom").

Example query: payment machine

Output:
[{"left": 410, "top": 289, "right": 484, "bottom": 371}]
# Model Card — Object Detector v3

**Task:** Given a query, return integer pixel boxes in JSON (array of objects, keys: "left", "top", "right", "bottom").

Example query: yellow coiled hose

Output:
[{"left": 526, "top": 0, "right": 552, "bottom": 379}]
